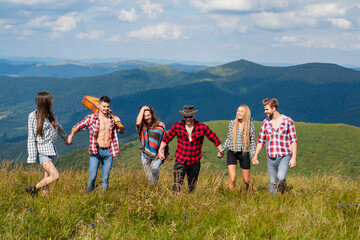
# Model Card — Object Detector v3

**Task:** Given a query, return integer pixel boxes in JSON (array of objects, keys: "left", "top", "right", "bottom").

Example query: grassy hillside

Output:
[
  {"left": 57, "top": 120, "right": 360, "bottom": 178},
  {"left": 1, "top": 163, "right": 359, "bottom": 239}
]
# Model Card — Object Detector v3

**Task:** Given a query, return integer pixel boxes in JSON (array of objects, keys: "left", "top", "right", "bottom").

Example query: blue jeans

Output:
[
  {"left": 141, "top": 152, "right": 162, "bottom": 185},
  {"left": 267, "top": 155, "right": 291, "bottom": 194},
  {"left": 88, "top": 147, "right": 113, "bottom": 193}
]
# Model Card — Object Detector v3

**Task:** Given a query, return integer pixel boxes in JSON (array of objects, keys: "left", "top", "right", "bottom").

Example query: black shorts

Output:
[{"left": 226, "top": 150, "right": 251, "bottom": 170}]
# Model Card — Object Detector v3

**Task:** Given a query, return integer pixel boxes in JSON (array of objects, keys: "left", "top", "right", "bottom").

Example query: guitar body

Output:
[
  {"left": 82, "top": 96, "right": 100, "bottom": 113},
  {"left": 82, "top": 96, "right": 124, "bottom": 134}
]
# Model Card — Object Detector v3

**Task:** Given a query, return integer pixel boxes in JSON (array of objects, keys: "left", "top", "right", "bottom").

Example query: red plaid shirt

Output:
[
  {"left": 257, "top": 115, "right": 297, "bottom": 158},
  {"left": 73, "top": 112, "right": 120, "bottom": 157},
  {"left": 162, "top": 119, "right": 221, "bottom": 165}
]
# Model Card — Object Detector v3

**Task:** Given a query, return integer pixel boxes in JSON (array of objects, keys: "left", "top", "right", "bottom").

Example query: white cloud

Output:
[
  {"left": 53, "top": 14, "right": 80, "bottom": 32},
  {"left": 17, "top": 10, "right": 32, "bottom": 16},
  {"left": 211, "top": 15, "right": 247, "bottom": 32},
  {"left": 217, "top": 43, "right": 240, "bottom": 49},
  {"left": 138, "top": 0, "right": 164, "bottom": 19},
  {"left": 76, "top": 30, "right": 104, "bottom": 40},
  {"left": 89, "top": 0, "right": 123, "bottom": 6},
  {"left": 25, "top": 13, "right": 80, "bottom": 32},
  {"left": 190, "top": 0, "right": 289, "bottom": 12},
  {"left": 328, "top": 18, "right": 352, "bottom": 29},
  {"left": 26, "top": 15, "right": 51, "bottom": 29},
  {"left": 252, "top": 11, "right": 316, "bottom": 30},
  {"left": 301, "top": 3, "right": 345, "bottom": 18},
  {"left": 0, "top": 19, "right": 15, "bottom": 30},
  {"left": 128, "top": 22, "right": 183, "bottom": 40},
  {"left": 104, "top": 34, "right": 122, "bottom": 42},
  {"left": 2, "top": 0, "right": 55, "bottom": 5},
  {"left": 118, "top": 8, "right": 137, "bottom": 22},
  {"left": 272, "top": 33, "right": 360, "bottom": 50},
  {"left": 272, "top": 35, "right": 310, "bottom": 47}
]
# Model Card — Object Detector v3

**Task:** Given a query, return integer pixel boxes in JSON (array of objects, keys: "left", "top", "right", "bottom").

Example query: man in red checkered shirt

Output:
[
  {"left": 158, "top": 105, "right": 224, "bottom": 193},
  {"left": 67, "top": 96, "right": 123, "bottom": 193},
  {"left": 252, "top": 98, "right": 297, "bottom": 194}
]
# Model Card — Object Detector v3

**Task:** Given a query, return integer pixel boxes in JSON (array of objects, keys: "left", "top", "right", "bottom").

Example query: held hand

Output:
[
  {"left": 289, "top": 157, "right": 296, "bottom": 168},
  {"left": 158, "top": 150, "right": 165, "bottom": 160},
  {"left": 252, "top": 156, "right": 259, "bottom": 166},
  {"left": 67, "top": 135, "right": 73, "bottom": 145},
  {"left": 217, "top": 152, "right": 224, "bottom": 158},
  {"left": 64, "top": 139, "right": 70, "bottom": 145},
  {"left": 114, "top": 116, "right": 120, "bottom": 122}
]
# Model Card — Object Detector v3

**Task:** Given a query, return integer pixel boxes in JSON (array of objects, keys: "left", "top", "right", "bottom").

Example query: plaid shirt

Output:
[
  {"left": 74, "top": 112, "right": 120, "bottom": 157},
  {"left": 257, "top": 115, "right": 297, "bottom": 158},
  {"left": 222, "top": 120, "right": 256, "bottom": 157},
  {"left": 162, "top": 119, "right": 221, "bottom": 165},
  {"left": 27, "top": 110, "right": 67, "bottom": 163}
]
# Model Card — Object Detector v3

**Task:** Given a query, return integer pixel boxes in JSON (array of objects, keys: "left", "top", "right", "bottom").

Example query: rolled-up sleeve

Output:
[
  {"left": 249, "top": 122, "right": 256, "bottom": 157},
  {"left": 73, "top": 115, "right": 90, "bottom": 131},
  {"left": 162, "top": 125, "right": 176, "bottom": 145},
  {"left": 204, "top": 125, "right": 221, "bottom": 146},
  {"left": 257, "top": 120, "right": 267, "bottom": 146},
  {"left": 222, "top": 120, "right": 233, "bottom": 150},
  {"left": 288, "top": 120, "right": 297, "bottom": 143}
]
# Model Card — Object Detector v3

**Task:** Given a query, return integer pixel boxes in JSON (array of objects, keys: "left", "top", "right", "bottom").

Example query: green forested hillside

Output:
[{"left": 57, "top": 121, "right": 360, "bottom": 178}]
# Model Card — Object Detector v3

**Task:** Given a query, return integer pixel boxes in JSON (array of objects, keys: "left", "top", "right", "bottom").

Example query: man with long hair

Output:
[
  {"left": 27, "top": 92, "right": 68, "bottom": 196},
  {"left": 158, "top": 105, "right": 224, "bottom": 193},
  {"left": 67, "top": 96, "right": 123, "bottom": 193},
  {"left": 252, "top": 98, "right": 297, "bottom": 194}
]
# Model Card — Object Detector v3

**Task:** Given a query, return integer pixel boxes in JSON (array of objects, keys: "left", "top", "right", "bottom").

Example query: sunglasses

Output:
[{"left": 184, "top": 116, "right": 193, "bottom": 119}]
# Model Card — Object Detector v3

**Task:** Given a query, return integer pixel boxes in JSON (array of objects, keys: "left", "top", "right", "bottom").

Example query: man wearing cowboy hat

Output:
[{"left": 158, "top": 105, "right": 224, "bottom": 193}]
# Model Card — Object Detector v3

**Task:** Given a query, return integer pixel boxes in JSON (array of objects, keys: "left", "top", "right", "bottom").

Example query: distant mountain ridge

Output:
[{"left": 0, "top": 59, "right": 206, "bottom": 78}]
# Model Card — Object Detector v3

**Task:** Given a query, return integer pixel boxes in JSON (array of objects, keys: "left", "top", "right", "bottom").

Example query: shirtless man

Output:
[
  {"left": 252, "top": 98, "right": 297, "bottom": 194},
  {"left": 67, "top": 96, "right": 123, "bottom": 193}
]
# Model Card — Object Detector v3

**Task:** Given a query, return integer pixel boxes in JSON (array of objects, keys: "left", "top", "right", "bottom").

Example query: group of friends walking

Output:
[{"left": 26, "top": 92, "right": 297, "bottom": 196}]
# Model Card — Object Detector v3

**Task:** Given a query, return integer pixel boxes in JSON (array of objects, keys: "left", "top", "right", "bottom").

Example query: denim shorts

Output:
[{"left": 36, "top": 154, "right": 58, "bottom": 165}]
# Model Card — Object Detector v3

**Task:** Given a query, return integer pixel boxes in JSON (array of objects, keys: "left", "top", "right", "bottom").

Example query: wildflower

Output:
[
  {"left": 29, "top": 207, "right": 33, "bottom": 211},
  {"left": 340, "top": 204, "right": 345, "bottom": 209},
  {"left": 355, "top": 203, "right": 359, "bottom": 207},
  {"left": 91, "top": 222, "right": 96, "bottom": 227},
  {"left": 183, "top": 215, "right": 187, "bottom": 219}
]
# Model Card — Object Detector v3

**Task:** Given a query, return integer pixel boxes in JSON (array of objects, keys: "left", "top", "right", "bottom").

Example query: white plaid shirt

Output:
[
  {"left": 27, "top": 110, "right": 67, "bottom": 163},
  {"left": 222, "top": 120, "right": 256, "bottom": 157}
]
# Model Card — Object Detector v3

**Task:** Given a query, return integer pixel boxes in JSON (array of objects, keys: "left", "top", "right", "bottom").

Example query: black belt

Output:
[{"left": 98, "top": 146, "right": 110, "bottom": 150}]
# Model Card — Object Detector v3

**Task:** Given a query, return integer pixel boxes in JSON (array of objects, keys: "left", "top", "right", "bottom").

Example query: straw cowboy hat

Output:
[{"left": 179, "top": 105, "right": 198, "bottom": 117}]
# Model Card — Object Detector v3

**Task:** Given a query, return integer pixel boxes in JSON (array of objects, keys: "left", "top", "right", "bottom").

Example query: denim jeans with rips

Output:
[
  {"left": 88, "top": 147, "right": 113, "bottom": 193},
  {"left": 141, "top": 152, "right": 162, "bottom": 185},
  {"left": 267, "top": 155, "right": 291, "bottom": 195}
]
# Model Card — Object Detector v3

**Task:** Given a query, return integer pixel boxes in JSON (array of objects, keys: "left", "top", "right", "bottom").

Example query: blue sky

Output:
[{"left": 0, "top": 0, "right": 359, "bottom": 65}]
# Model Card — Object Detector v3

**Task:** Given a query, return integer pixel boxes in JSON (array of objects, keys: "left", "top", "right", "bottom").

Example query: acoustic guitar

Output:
[{"left": 82, "top": 96, "right": 124, "bottom": 134}]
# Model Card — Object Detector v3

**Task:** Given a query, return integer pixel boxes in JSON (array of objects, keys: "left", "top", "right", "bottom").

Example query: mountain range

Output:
[
  {"left": 0, "top": 59, "right": 359, "bottom": 161},
  {"left": 0, "top": 59, "right": 206, "bottom": 78}
]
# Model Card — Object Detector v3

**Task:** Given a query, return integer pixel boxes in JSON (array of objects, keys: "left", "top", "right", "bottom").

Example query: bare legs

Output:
[
  {"left": 228, "top": 164, "right": 251, "bottom": 190},
  {"left": 36, "top": 160, "right": 59, "bottom": 189}
]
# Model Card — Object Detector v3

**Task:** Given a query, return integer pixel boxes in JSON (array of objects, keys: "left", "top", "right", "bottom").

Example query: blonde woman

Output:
[{"left": 222, "top": 105, "right": 255, "bottom": 190}]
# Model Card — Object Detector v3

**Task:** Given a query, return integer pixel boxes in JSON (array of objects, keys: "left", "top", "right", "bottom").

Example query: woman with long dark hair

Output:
[
  {"left": 222, "top": 105, "right": 255, "bottom": 191},
  {"left": 26, "top": 92, "right": 68, "bottom": 196},
  {"left": 136, "top": 105, "right": 166, "bottom": 185}
]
